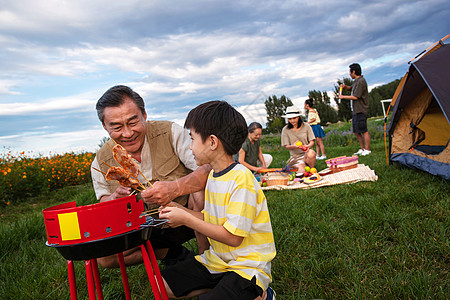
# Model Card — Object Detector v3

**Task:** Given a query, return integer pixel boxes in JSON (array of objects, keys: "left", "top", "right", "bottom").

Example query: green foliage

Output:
[
  {"left": 0, "top": 151, "right": 94, "bottom": 206},
  {"left": 269, "top": 117, "right": 284, "bottom": 134},
  {"left": 368, "top": 79, "right": 401, "bottom": 117},
  {"left": 322, "top": 118, "right": 385, "bottom": 147},
  {"left": 98, "top": 136, "right": 110, "bottom": 149},
  {"left": 1, "top": 122, "right": 448, "bottom": 299},
  {"left": 333, "top": 77, "right": 401, "bottom": 120},
  {"left": 333, "top": 77, "right": 354, "bottom": 121},
  {"left": 265, "top": 95, "right": 293, "bottom": 133},
  {"left": 308, "top": 90, "right": 339, "bottom": 124}
]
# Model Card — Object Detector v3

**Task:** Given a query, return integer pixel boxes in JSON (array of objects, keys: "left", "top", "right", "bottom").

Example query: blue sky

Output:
[{"left": 1, "top": 0, "right": 449, "bottom": 156}]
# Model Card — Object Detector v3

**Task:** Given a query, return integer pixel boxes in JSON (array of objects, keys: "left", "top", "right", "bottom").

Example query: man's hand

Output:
[
  {"left": 100, "top": 186, "right": 131, "bottom": 202},
  {"left": 141, "top": 181, "right": 179, "bottom": 206}
]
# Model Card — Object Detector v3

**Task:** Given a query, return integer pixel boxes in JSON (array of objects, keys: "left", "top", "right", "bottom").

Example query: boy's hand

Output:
[
  {"left": 165, "top": 201, "right": 184, "bottom": 209},
  {"left": 159, "top": 206, "right": 189, "bottom": 228}
]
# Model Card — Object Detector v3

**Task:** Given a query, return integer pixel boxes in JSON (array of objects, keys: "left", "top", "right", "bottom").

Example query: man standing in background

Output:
[{"left": 339, "top": 63, "right": 371, "bottom": 156}]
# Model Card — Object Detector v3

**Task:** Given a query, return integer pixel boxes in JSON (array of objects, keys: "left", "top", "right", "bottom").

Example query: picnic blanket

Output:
[{"left": 262, "top": 164, "right": 377, "bottom": 191}]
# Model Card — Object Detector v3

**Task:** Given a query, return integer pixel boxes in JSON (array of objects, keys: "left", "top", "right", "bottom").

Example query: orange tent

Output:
[{"left": 388, "top": 35, "right": 450, "bottom": 180}]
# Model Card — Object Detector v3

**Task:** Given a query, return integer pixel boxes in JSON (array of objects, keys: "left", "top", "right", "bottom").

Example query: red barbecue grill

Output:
[{"left": 43, "top": 195, "right": 169, "bottom": 300}]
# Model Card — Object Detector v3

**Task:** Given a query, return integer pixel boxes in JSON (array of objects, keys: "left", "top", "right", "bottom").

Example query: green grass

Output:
[{"left": 1, "top": 126, "right": 449, "bottom": 299}]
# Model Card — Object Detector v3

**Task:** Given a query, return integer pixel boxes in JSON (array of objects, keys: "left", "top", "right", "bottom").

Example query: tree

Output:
[
  {"left": 333, "top": 77, "right": 402, "bottom": 119},
  {"left": 269, "top": 118, "right": 284, "bottom": 134},
  {"left": 368, "top": 79, "right": 401, "bottom": 117},
  {"left": 265, "top": 95, "right": 293, "bottom": 133},
  {"left": 307, "top": 90, "right": 338, "bottom": 124},
  {"left": 333, "top": 77, "right": 353, "bottom": 121}
]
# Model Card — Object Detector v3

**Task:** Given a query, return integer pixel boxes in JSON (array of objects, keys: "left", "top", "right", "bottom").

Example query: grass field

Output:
[{"left": 0, "top": 122, "right": 449, "bottom": 299}]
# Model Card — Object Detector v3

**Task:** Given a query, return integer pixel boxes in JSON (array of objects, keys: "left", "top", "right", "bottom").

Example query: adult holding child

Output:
[
  {"left": 237, "top": 122, "right": 273, "bottom": 172},
  {"left": 281, "top": 105, "right": 316, "bottom": 172},
  {"left": 304, "top": 99, "right": 326, "bottom": 160}
]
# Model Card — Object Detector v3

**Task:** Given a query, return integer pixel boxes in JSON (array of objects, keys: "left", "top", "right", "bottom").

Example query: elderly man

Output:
[{"left": 91, "top": 85, "right": 209, "bottom": 268}]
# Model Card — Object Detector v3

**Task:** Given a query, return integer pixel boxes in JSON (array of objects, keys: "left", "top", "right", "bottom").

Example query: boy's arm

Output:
[{"left": 159, "top": 206, "right": 244, "bottom": 247}]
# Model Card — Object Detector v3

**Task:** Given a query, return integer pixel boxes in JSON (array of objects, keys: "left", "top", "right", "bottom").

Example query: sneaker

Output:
[
  {"left": 361, "top": 149, "right": 371, "bottom": 156},
  {"left": 320, "top": 155, "right": 327, "bottom": 160},
  {"left": 354, "top": 149, "right": 364, "bottom": 155},
  {"left": 316, "top": 155, "right": 320, "bottom": 159},
  {"left": 266, "top": 286, "right": 276, "bottom": 300}
]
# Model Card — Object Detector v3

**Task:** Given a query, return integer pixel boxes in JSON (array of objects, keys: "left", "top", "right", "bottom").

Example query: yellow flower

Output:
[{"left": 23, "top": 175, "right": 27, "bottom": 179}]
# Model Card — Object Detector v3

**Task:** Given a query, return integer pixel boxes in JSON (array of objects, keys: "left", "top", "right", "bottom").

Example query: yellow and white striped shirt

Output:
[{"left": 195, "top": 163, "right": 276, "bottom": 291}]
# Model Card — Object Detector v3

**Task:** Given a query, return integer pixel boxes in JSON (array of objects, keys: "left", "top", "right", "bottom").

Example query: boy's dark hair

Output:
[
  {"left": 96, "top": 85, "right": 146, "bottom": 123},
  {"left": 349, "top": 63, "right": 362, "bottom": 76},
  {"left": 248, "top": 122, "right": 262, "bottom": 133},
  {"left": 304, "top": 98, "right": 314, "bottom": 108},
  {"left": 185, "top": 100, "right": 248, "bottom": 155}
]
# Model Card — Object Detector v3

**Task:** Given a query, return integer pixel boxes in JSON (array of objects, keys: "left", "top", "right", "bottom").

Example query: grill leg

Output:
[
  {"left": 85, "top": 260, "right": 96, "bottom": 300},
  {"left": 67, "top": 260, "right": 78, "bottom": 300},
  {"left": 141, "top": 244, "right": 163, "bottom": 300},
  {"left": 91, "top": 259, "right": 104, "bottom": 300},
  {"left": 118, "top": 252, "right": 132, "bottom": 300},
  {"left": 145, "top": 240, "right": 169, "bottom": 300}
]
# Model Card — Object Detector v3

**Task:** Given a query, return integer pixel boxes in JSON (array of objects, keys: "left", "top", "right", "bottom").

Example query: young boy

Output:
[{"left": 159, "top": 101, "right": 276, "bottom": 299}]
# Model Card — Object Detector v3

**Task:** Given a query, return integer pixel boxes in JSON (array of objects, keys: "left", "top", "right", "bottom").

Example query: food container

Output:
[
  {"left": 263, "top": 172, "right": 290, "bottom": 186},
  {"left": 325, "top": 156, "right": 358, "bottom": 173}
]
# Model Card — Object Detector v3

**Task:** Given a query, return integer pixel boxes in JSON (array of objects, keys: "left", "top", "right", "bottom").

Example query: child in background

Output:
[
  {"left": 159, "top": 100, "right": 276, "bottom": 300},
  {"left": 304, "top": 99, "right": 326, "bottom": 160}
]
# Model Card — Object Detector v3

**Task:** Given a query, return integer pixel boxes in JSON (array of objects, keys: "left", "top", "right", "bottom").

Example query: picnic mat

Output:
[{"left": 262, "top": 164, "right": 378, "bottom": 191}]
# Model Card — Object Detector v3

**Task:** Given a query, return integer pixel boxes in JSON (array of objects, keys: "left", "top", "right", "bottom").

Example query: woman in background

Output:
[
  {"left": 237, "top": 122, "right": 272, "bottom": 172},
  {"left": 281, "top": 106, "right": 316, "bottom": 172}
]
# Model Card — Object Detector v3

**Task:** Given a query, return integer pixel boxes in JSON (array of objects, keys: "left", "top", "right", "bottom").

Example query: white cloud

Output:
[
  {"left": 0, "top": 80, "right": 21, "bottom": 95},
  {"left": 0, "top": 93, "right": 97, "bottom": 116},
  {"left": 0, "top": 0, "right": 449, "bottom": 155}
]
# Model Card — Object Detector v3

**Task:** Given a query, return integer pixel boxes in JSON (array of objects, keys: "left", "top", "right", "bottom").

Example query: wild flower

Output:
[{"left": 0, "top": 151, "right": 95, "bottom": 206}]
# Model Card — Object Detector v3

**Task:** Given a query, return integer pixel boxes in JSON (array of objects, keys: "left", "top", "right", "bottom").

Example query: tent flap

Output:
[{"left": 391, "top": 153, "right": 450, "bottom": 180}]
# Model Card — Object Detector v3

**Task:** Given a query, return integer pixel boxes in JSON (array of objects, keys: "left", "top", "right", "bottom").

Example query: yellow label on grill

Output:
[{"left": 58, "top": 212, "right": 81, "bottom": 241}]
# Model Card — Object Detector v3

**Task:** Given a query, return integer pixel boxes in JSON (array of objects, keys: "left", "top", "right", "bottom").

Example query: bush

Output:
[
  {"left": 0, "top": 151, "right": 94, "bottom": 206},
  {"left": 323, "top": 118, "right": 385, "bottom": 147}
]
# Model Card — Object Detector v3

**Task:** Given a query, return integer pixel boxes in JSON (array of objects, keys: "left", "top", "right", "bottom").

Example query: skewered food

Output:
[
  {"left": 105, "top": 166, "right": 143, "bottom": 190},
  {"left": 112, "top": 144, "right": 139, "bottom": 177}
]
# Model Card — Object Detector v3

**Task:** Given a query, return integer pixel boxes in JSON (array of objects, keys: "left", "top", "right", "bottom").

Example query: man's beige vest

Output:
[{"left": 96, "top": 121, "right": 190, "bottom": 208}]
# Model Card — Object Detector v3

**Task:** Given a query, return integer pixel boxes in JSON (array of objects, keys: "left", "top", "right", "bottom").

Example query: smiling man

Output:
[{"left": 91, "top": 85, "right": 210, "bottom": 268}]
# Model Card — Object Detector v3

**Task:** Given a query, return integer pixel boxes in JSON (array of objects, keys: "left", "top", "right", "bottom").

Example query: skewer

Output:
[
  {"left": 142, "top": 208, "right": 162, "bottom": 216},
  {"left": 101, "top": 160, "right": 114, "bottom": 168},
  {"left": 92, "top": 167, "right": 107, "bottom": 175},
  {"left": 138, "top": 170, "right": 154, "bottom": 187}
]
